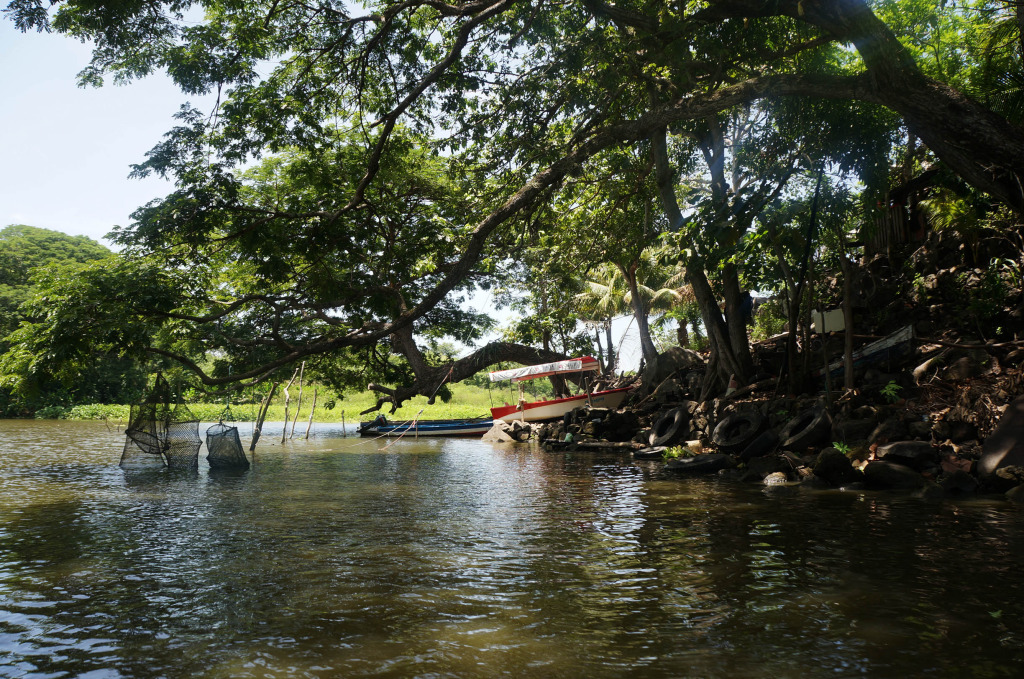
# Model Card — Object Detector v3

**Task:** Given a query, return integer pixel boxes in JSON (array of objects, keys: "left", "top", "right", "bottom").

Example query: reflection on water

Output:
[{"left": 2, "top": 420, "right": 1024, "bottom": 678}]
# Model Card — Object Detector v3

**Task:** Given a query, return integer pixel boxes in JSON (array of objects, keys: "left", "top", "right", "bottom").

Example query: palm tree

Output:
[
  {"left": 619, "top": 248, "right": 687, "bottom": 365},
  {"left": 576, "top": 265, "right": 630, "bottom": 372}
]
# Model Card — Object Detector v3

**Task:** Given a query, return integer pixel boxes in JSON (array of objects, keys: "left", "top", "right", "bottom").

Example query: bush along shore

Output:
[{"left": 28, "top": 385, "right": 498, "bottom": 425}]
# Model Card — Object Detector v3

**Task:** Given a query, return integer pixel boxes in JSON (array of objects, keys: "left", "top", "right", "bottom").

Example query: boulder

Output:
[
  {"left": 763, "top": 472, "right": 800, "bottom": 494},
  {"left": 740, "top": 454, "right": 791, "bottom": 482},
  {"left": 1005, "top": 485, "right": 1024, "bottom": 503},
  {"left": 939, "top": 470, "right": 980, "bottom": 494},
  {"left": 600, "top": 409, "right": 641, "bottom": 442},
  {"left": 651, "top": 377, "right": 686, "bottom": 404},
  {"left": 914, "top": 482, "right": 946, "bottom": 501},
  {"left": 988, "top": 465, "right": 1024, "bottom": 493},
  {"left": 869, "top": 416, "right": 908, "bottom": 445},
  {"left": 832, "top": 417, "right": 878, "bottom": 443},
  {"left": 944, "top": 356, "right": 981, "bottom": 382},
  {"left": 482, "top": 422, "right": 516, "bottom": 443},
  {"left": 978, "top": 395, "right": 1024, "bottom": 479},
  {"left": 907, "top": 420, "right": 932, "bottom": 439},
  {"left": 874, "top": 441, "right": 940, "bottom": 471},
  {"left": 948, "top": 420, "right": 979, "bottom": 443},
  {"left": 863, "top": 460, "right": 927, "bottom": 490},
  {"left": 813, "top": 447, "right": 862, "bottom": 486},
  {"left": 643, "top": 346, "right": 705, "bottom": 388},
  {"left": 665, "top": 453, "right": 732, "bottom": 476}
]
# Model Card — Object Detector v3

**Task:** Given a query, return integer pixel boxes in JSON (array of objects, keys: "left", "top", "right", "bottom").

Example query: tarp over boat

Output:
[{"left": 488, "top": 356, "right": 600, "bottom": 383}]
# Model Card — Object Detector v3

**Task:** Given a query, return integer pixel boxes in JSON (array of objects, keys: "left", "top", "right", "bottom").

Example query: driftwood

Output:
[
  {"left": 723, "top": 377, "right": 775, "bottom": 401},
  {"left": 543, "top": 439, "right": 644, "bottom": 451}
]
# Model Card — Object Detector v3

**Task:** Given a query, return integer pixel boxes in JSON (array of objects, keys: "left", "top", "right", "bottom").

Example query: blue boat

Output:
[{"left": 357, "top": 415, "right": 494, "bottom": 438}]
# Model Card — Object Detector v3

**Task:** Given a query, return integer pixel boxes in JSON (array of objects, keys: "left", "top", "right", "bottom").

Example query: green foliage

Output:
[
  {"left": 965, "top": 269, "right": 1009, "bottom": 326},
  {"left": 832, "top": 441, "right": 852, "bottom": 455},
  {"left": 750, "top": 297, "right": 788, "bottom": 342},
  {"left": 880, "top": 380, "right": 904, "bottom": 403},
  {"left": 0, "top": 225, "right": 112, "bottom": 340},
  {"left": 4, "top": 0, "right": 1022, "bottom": 408},
  {"left": 0, "top": 226, "right": 150, "bottom": 415},
  {"left": 663, "top": 445, "right": 696, "bottom": 460}
]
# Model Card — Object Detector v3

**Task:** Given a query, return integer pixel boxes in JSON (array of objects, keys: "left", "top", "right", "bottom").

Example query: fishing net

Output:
[
  {"left": 118, "top": 434, "right": 166, "bottom": 469},
  {"left": 119, "top": 376, "right": 201, "bottom": 470},
  {"left": 205, "top": 422, "right": 249, "bottom": 469},
  {"left": 164, "top": 402, "right": 201, "bottom": 470}
]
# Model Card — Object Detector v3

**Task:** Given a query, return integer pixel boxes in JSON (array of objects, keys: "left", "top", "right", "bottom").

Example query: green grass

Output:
[{"left": 53, "top": 383, "right": 511, "bottom": 423}]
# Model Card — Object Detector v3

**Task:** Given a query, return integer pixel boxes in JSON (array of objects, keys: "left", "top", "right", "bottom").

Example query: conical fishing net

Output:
[
  {"left": 205, "top": 422, "right": 249, "bottom": 469},
  {"left": 118, "top": 434, "right": 166, "bottom": 469},
  {"left": 164, "top": 401, "right": 201, "bottom": 469},
  {"left": 119, "top": 376, "right": 201, "bottom": 469}
]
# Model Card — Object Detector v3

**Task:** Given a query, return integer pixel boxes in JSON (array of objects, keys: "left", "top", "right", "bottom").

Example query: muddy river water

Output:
[{"left": 1, "top": 419, "right": 1023, "bottom": 678}]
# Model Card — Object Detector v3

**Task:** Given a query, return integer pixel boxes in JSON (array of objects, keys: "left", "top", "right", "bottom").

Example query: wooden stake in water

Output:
[
  {"left": 250, "top": 382, "right": 278, "bottom": 452},
  {"left": 290, "top": 361, "right": 305, "bottom": 438},
  {"left": 341, "top": 410, "right": 346, "bottom": 437},
  {"left": 282, "top": 367, "right": 299, "bottom": 444},
  {"left": 305, "top": 388, "right": 318, "bottom": 440}
]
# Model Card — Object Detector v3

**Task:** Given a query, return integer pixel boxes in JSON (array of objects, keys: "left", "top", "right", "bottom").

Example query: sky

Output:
[
  {"left": 0, "top": 17, "right": 645, "bottom": 370},
  {"left": 0, "top": 20, "right": 211, "bottom": 245}
]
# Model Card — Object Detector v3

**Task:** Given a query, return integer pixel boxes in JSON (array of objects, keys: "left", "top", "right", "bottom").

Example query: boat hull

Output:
[
  {"left": 490, "top": 387, "right": 633, "bottom": 423},
  {"left": 358, "top": 418, "right": 494, "bottom": 437}
]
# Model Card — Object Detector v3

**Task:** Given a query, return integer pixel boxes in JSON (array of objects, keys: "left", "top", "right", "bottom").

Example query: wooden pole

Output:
[
  {"left": 282, "top": 368, "right": 299, "bottom": 444},
  {"left": 250, "top": 382, "right": 278, "bottom": 452},
  {"left": 341, "top": 409, "right": 346, "bottom": 436},
  {"left": 305, "top": 388, "right": 318, "bottom": 439},
  {"left": 290, "top": 361, "right": 305, "bottom": 438}
]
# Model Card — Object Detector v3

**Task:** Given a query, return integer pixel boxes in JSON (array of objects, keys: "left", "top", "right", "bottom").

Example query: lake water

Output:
[{"left": 2, "top": 419, "right": 1024, "bottom": 678}]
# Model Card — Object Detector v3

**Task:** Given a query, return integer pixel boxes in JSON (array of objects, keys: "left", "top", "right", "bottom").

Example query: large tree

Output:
[
  {"left": 0, "top": 225, "right": 148, "bottom": 412},
  {"left": 4, "top": 0, "right": 1023, "bottom": 404}
]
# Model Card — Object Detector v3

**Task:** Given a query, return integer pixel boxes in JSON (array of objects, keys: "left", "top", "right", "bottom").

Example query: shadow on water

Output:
[{"left": 1, "top": 421, "right": 1024, "bottom": 677}]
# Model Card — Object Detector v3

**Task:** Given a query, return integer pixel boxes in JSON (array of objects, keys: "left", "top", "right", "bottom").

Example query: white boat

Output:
[{"left": 488, "top": 356, "right": 632, "bottom": 423}]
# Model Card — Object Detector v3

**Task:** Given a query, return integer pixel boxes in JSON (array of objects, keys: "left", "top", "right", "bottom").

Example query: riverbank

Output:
[{"left": 19, "top": 384, "right": 500, "bottom": 424}]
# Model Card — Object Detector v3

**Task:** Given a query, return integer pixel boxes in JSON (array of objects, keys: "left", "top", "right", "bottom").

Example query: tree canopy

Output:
[{"left": 3, "top": 0, "right": 1023, "bottom": 408}]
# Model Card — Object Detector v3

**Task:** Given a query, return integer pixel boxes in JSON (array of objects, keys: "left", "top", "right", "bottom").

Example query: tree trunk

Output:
[
  {"left": 677, "top": 320, "right": 689, "bottom": 347},
  {"left": 652, "top": 126, "right": 747, "bottom": 384},
  {"left": 605, "top": 317, "right": 616, "bottom": 373},
  {"left": 364, "top": 340, "right": 584, "bottom": 414},
  {"left": 703, "top": 0, "right": 1024, "bottom": 213},
  {"left": 721, "top": 262, "right": 755, "bottom": 377},
  {"left": 623, "top": 265, "right": 660, "bottom": 365}
]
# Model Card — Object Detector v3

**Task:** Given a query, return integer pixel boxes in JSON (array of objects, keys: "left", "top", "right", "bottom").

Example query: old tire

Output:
[
  {"left": 634, "top": 446, "right": 668, "bottom": 460},
  {"left": 779, "top": 408, "right": 833, "bottom": 450},
  {"left": 649, "top": 407, "right": 689, "bottom": 447},
  {"left": 711, "top": 411, "right": 766, "bottom": 453},
  {"left": 738, "top": 429, "right": 779, "bottom": 461}
]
